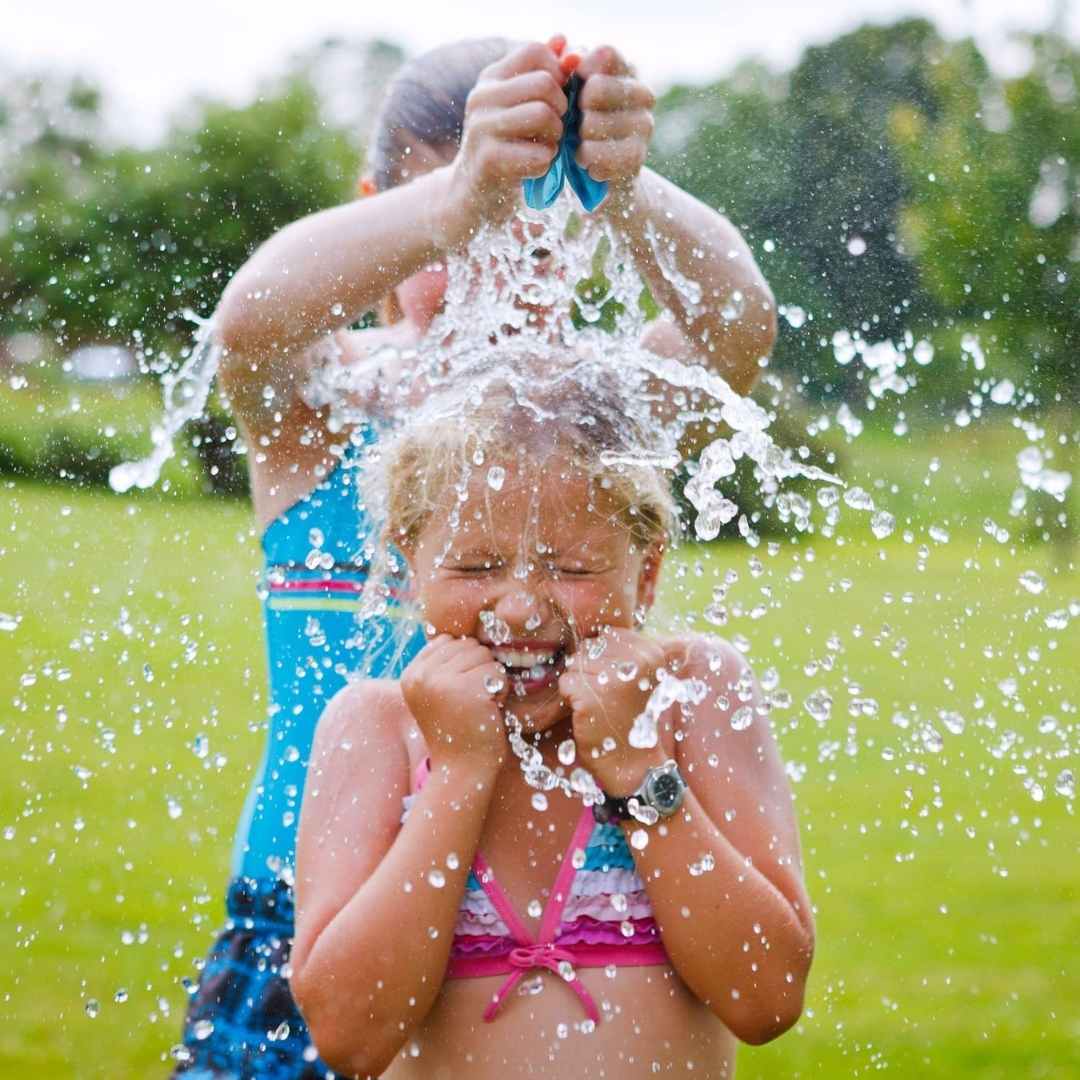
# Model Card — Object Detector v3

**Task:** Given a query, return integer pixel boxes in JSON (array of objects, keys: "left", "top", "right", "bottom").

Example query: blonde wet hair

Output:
[
  {"left": 385, "top": 373, "right": 674, "bottom": 541},
  {"left": 359, "top": 361, "right": 679, "bottom": 629}
]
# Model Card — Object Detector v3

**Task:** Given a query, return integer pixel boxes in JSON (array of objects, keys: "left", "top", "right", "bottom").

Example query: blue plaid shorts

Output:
[{"left": 171, "top": 877, "right": 344, "bottom": 1080}]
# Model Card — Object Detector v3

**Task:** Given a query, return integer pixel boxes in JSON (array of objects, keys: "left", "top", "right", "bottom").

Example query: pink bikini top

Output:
[{"left": 407, "top": 758, "right": 669, "bottom": 1023}]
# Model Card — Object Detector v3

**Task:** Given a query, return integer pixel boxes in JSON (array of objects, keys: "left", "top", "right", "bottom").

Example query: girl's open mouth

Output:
[{"left": 491, "top": 644, "right": 566, "bottom": 696}]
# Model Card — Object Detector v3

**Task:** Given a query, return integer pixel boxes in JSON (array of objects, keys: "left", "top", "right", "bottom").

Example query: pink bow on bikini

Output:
[{"left": 483, "top": 942, "right": 600, "bottom": 1023}]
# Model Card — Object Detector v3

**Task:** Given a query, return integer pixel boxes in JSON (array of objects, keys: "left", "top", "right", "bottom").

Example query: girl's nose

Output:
[{"left": 492, "top": 583, "right": 546, "bottom": 631}]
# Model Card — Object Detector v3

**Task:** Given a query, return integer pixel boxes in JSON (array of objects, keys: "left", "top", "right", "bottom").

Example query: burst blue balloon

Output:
[{"left": 522, "top": 74, "right": 608, "bottom": 213}]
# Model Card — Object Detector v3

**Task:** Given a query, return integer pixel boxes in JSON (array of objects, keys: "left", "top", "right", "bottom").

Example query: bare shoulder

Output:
[
  {"left": 314, "top": 677, "right": 409, "bottom": 759},
  {"left": 668, "top": 632, "right": 750, "bottom": 687},
  {"left": 664, "top": 632, "right": 780, "bottom": 766}
]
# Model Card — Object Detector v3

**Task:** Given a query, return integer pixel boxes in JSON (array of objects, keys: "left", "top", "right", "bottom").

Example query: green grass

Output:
[
  {"left": 0, "top": 376, "right": 209, "bottom": 498},
  {"left": 0, "top": 479, "right": 1077, "bottom": 1078}
]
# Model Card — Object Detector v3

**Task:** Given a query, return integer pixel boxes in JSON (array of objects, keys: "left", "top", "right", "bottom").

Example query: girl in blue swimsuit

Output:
[{"left": 173, "top": 33, "right": 777, "bottom": 1079}]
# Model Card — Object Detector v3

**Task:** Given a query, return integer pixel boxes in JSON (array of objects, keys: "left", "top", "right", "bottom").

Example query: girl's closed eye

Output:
[
  {"left": 447, "top": 555, "right": 504, "bottom": 574},
  {"left": 545, "top": 560, "right": 608, "bottom": 578}
]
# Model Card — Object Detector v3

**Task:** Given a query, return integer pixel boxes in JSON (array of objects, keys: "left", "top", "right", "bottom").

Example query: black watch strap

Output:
[{"left": 592, "top": 795, "right": 631, "bottom": 825}]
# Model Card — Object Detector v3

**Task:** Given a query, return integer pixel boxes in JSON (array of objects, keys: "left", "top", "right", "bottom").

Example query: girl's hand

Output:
[
  {"left": 401, "top": 635, "right": 509, "bottom": 768},
  {"left": 558, "top": 627, "right": 670, "bottom": 797},
  {"left": 575, "top": 46, "right": 656, "bottom": 205},
  {"left": 446, "top": 38, "right": 577, "bottom": 236}
]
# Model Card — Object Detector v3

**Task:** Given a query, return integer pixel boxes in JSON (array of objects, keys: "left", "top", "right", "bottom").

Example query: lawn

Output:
[{"left": 0, "top": 477, "right": 1077, "bottom": 1078}]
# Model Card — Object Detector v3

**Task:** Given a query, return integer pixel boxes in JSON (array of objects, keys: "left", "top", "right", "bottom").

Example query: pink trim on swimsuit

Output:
[{"left": 412, "top": 758, "right": 669, "bottom": 1023}]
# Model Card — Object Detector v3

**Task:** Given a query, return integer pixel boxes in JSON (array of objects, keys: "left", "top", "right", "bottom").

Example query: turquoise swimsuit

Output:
[{"left": 174, "top": 423, "right": 423, "bottom": 1080}]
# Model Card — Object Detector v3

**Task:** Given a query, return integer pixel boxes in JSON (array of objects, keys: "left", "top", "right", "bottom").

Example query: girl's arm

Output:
[
  {"left": 575, "top": 46, "right": 777, "bottom": 397},
  {"left": 610, "top": 167, "right": 777, "bottom": 398},
  {"left": 216, "top": 167, "right": 459, "bottom": 404},
  {"left": 292, "top": 635, "right": 510, "bottom": 1078},
  {"left": 625, "top": 639, "right": 813, "bottom": 1043},
  {"left": 560, "top": 630, "right": 813, "bottom": 1044},
  {"left": 291, "top": 683, "right": 501, "bottom": 1078},
  {"left": 216, "top": 41, "right": 573, "bottom": 422}
]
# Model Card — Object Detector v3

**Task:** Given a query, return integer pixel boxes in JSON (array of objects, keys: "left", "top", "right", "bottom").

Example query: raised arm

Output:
[
  {"left": 608, "top": 167, "right": 777, "bottom": 397},
  {"left": 215, "top": 167, "right": 458, "bottom": 390},
  {"left": 216, "top": 40, "right": 576, "bottom": 414},
  {"left": 575, "top": 46, "right": 777, "bottom": 397}
]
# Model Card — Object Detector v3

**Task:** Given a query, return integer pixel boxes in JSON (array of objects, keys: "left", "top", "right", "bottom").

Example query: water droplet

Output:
[
  {"left": 630, "top": 829, "right": 649, "bottom": 851},
  {"left": 557, "top": 739, "right": 577, "bottom": 766},
  {"left": 1018, "top": 570, "right": 1045, "bottom": 595},
  {"left": 782, "top": 305, "right": 806, "bottom": 329},
  {"left": 846, "top": 235, "right": 867, "bottom": 256},
  {"left": 0, "top": 613, "right": 20, "bottom": 632},
  {"left": 940, "top": 711, "right": 966, "bottom": 736},
  {"left": 527, "top": 898, "right": 543, "bottom": 918},
  {"left": 166, "top": 797, "right": 183, "bottom": 820},
  {"left": 615, "top": 661, "right": 638, "bottom": 682},
  {"left": 871, "top": 510, "right": 896, "bottom": 540},
  {"left": 843, "top": 486, "right": 874, "bottom": 511},
  {"left": 427, "top": 869, "right": 446, "bottom": 889},
  {"left": 531, "top": 792, "right": 549, "bottom": 812},
  {"left": 803, "top": 689, "right": 832, "bottom": 723},
  {"left": 193, "top": 1019, "right": 214, "bottom": 1040},
  {"left": 486, "top": 465, "right": 506, "bottom": 491},
  {"left": 990, "top": 378, "right": 1015, "bottom": 405},
  {"left": 85, "top": 999, "right": 100, "bottom": 1019},
  {"left": 730, "top": 706, "right": 754, "bottom": 731},
  {"left": 912, "top": 340, "right": 934, "bottom": 365},
  {"left": 1055, "top": 770, "right": 1075, "bottom": 800},
  {"left": 113, "top": 988, "right": 128, "bottom": 1004},
  {"left": 585, "top": 636, "right": 608, "bottom": 660},
  {"left": 921, "top": 726, "right": 944, "bottom": 753},
  {"left": 484, "top": 673, "right": 505, "bottom": 695}
]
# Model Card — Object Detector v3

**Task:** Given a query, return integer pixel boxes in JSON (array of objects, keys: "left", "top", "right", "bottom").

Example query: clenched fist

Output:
[
  {"left": 558, "top": 627, "right": 671, "bottom": 796},
  {"left": 401, "top": 635, "right": 509, "bottom": 769}
]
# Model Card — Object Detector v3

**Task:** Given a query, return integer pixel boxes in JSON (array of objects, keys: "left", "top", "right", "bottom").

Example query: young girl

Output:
[
  {"left": 291, "top": 375, "right": 813, "bottom": 1078},
  {"left": 177, "top": 34, "right": 777, "bottom": 1077}
]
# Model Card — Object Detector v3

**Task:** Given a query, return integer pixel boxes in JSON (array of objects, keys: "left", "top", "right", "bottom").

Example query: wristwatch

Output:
[{"left": 593, "top": 760, "right": 687, "bottom": 825}]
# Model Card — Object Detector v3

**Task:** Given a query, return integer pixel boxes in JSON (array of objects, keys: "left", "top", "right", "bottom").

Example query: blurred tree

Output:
[
  {"left": 288, "top": 36, "right": 406, "bottom": 144},
  {"left": 894, "top": 32, "right": 1079, "bottom": 543},
  {"left": 0, "top": 69, "right": 106, "bottom": 344},
  {"left": 652, "top": 20, "right": 946, "bottom": 397},
  {"left": 1, "top": 75, "right": 358, "bottom": 360}
]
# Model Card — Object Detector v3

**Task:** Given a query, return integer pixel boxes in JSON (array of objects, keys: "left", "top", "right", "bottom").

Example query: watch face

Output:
[{"left": 650, "top": 771, "right": 683, "bottom": 812}]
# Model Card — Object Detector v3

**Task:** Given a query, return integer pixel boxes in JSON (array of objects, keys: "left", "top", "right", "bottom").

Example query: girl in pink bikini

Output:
[{"left": 290, "top": 374, "right": 814, "bottom": 1078}]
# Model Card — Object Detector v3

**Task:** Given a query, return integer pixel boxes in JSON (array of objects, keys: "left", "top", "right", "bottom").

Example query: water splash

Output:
[{"left": 109, "top": 311, "right": 221, "bottom": 493}]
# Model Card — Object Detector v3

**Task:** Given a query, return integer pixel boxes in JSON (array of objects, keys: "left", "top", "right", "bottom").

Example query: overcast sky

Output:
[{"left": 5, "top": 0, "right": 1078, "bottom": 142}]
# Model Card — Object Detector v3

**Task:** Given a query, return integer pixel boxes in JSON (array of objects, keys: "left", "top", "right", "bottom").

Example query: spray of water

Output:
[{"left": 108, "top": 310, "right": 221, "bottom": 494}]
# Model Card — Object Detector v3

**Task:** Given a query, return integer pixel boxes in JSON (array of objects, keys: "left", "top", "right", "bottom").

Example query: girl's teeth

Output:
[{"left": 495, "top": 649, "right": 554, "bottom": 667}]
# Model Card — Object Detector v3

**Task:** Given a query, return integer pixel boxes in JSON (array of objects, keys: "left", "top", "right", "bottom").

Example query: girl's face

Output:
[{"left": 406, "top": 454, "right": 662, "bottom": 736}]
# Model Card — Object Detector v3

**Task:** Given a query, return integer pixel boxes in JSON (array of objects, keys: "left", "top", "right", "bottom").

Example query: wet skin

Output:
[{"left": 383, "top": 461, "right": 737, "bottom": 1077}]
